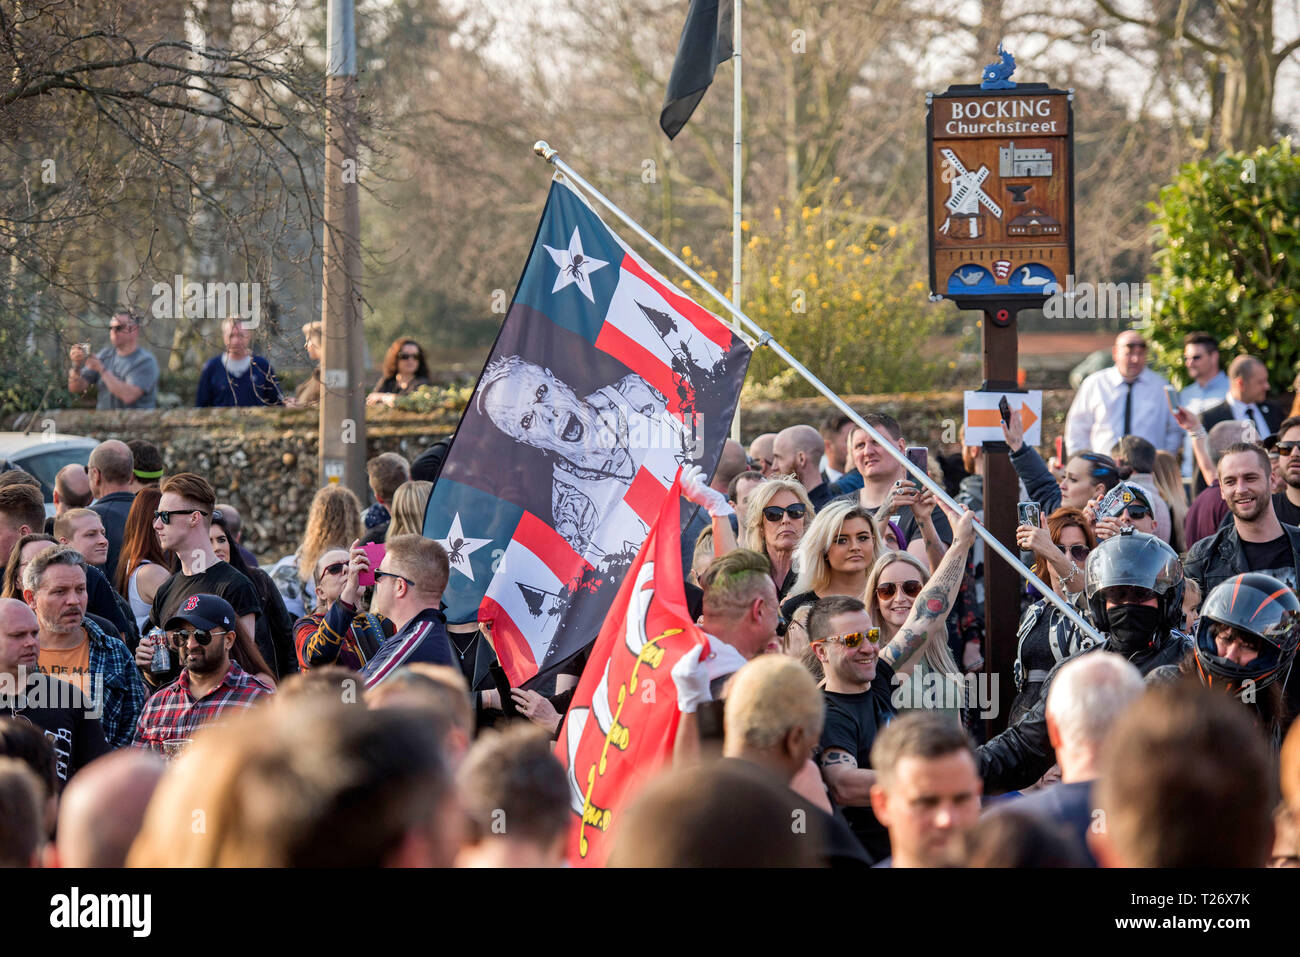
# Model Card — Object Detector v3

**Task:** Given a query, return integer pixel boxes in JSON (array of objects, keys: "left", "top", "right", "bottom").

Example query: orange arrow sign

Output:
[{"left": 968, "top": 403, "right": 1038, "bottom": 432}]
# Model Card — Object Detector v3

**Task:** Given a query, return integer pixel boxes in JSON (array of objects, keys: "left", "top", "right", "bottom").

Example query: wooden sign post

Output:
[{"left": 926, "top": 48, "right": 1075, "bottom": 736}]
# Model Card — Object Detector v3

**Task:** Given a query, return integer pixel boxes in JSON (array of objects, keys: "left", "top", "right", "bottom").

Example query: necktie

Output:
[
  {"left": 1248, "top": 405, "right": 1264, "bottom": 439},
  {"left": 1123, "top": 381, "right": 1133, "bottom": 437}
]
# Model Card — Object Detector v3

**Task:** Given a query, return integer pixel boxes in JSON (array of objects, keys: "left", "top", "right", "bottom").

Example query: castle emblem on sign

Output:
[
  {"left": 981, "top": 44, "right": 1016, "bottom": 90},
  {"left": 999, "top": 142, "right": 1052, "bottom": 177}
]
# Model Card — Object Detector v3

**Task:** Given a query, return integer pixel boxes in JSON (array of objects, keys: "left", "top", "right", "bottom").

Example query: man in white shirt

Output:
[
  {"left": 1178, "top": 332, "right": 1229, "bottom": 479},
  {"left": 1065, "top": 330, "right": 1182, "bottom": 457}
]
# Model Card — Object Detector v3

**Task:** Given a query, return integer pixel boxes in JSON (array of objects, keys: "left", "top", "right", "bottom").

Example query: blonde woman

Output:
[
  {"left": 268, "top": 484, "right": 363, "bottom": 618},
  {"left": 782, "top": 500, "right": 881, "bottom": 621},
  {"left": 864, "top": 550, "right": 965, "bottom": 725},
  {"left": 386, "top": 480, "right": 434, "bottom": 540},
  {"left": 739, "top": 475, "right": 814, "bottom": 600},
  {"left": 1152, "top": 450, "right": 1188, "bottom": 553}
]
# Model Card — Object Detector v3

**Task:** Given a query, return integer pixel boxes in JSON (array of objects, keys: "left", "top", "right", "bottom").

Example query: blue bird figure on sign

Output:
[{"left": 981, "top": 44, "right": 1016, "bottom": 90}]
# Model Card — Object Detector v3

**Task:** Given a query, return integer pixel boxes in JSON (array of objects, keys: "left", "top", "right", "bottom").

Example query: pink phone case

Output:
[{"left": 358, "top": 542, "right": 385, "bottom": 587}]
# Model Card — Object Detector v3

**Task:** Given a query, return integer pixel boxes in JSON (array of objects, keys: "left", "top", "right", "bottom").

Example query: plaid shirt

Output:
[
  {"left": 80, "top": 617, "right": 148, "bottom": 750},
  {"left": 132, "top": 659, "right": 272, "bottom": 754}
]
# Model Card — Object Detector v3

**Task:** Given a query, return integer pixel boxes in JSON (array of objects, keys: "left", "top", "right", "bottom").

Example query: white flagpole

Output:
[
  {"left": 730, "top": 0, "right": 743, "bottom": 444},
  {"left": 532, "top": 140, "right": 1103, "bottom": 645}
]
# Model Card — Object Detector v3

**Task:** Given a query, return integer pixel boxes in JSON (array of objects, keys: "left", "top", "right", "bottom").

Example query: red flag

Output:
[{"left": 556, "top": 472, "right": 705, "bottom": 866}]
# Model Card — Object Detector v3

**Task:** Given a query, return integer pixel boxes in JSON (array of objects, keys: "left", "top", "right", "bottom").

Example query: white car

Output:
[{"left": 0, "top": 431, "right": 100, "bottom": 518}]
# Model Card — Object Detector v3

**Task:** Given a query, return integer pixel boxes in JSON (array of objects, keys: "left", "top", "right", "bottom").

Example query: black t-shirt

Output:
[
  {"left": 817, "top": 657, "right": 897, "bottom": 860},
  {"left": 145, "top": 561, "right": 263, "bottom": 685},
  {"left": 1273, "top": 492, "right": 1300, "bottom": 528},
  {"left": 6, "top": 673, "right": 110, "bottom": 787},
  {"left": 1241, "top": 534, "right": 1297, "bottom": 590}
]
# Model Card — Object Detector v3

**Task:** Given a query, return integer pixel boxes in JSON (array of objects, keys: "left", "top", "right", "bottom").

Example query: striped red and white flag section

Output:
[{"left": 556, "top": 475, "right": 709, "bottom": 866}]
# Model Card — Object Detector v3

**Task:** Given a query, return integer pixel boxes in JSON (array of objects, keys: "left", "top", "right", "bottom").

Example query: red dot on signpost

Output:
[{"left": 996, "top": 308, "right": 1010, "bottom": 323}]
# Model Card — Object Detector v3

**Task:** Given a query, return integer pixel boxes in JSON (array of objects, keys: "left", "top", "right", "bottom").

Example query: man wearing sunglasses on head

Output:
[
  {"left": 810, "top": 502, "right": 976, "bottom": 861},
  {"left": 132, "top": 594, "right": 272, "bottom": 755},
  {"left": 135, "top": 474, "right": 264, "bottom": 689}
]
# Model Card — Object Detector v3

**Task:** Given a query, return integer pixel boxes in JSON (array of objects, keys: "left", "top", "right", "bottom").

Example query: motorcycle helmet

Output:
[
  {"left": 1084, "top": 528, "right": 1184, "bottom": 633},
  {"left": 1193, "top": 573, "right": 1300, "bottom": 693}
]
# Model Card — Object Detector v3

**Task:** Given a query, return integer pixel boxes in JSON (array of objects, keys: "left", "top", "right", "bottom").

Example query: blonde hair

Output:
[
  {"left": 723, "top": 655, "right": 824, "bottom": 753},
  {"left": 863, "top": 550, "right": 961, "bottom": 677},
  {"left": 301, "top": 321, "right": 323, "bottom": 346},
  {"left": 386, "top": 481, "right": 433, "bottom": 539},
  {"left": 1152, "top": 450, "right": 1188, "bottom": 552},
  {"left": 296, "top": 485, "right": 363, "bottom": 584},
  {"left": 739, "top": 475, "right": 814, "bottom": 558},
  {"left": 790, "top": 500, "right": 880, "bottom": 597}
]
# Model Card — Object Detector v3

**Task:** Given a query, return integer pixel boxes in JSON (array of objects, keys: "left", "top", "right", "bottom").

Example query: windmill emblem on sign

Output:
[{"left": 939, "top": 148, "right": 1003, "bottom": 239}]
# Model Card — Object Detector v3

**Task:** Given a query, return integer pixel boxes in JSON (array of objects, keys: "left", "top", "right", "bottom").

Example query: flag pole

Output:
[
  {"left": 532, "top": 140, "right": 1103, "bottom": 645},
  {"left": 729, "top": 0, "right": 743, "bottom": 445}
]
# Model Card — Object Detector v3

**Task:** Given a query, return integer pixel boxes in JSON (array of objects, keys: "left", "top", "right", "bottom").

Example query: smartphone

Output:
[
  {"left": 1163, "top": 384, "right": 1179, "bottom": 413},
  {"left": 1054, "top": 436, "right": 1064, "bottom": 464},
  {"left": 358, "top": 542, "right": 385, "bottom": 588},
  {"left": 1096, "top": 483, "right": 1134, "bottom": 520},
  {"left": 905, "top": 446, "right": 928, "bottom": 474},
  {"left": 998, "top": 394, "right": 1012, "bottom": 426},
  {"left": 1017, "top": 501, "right": 1042, "bottom": 528}
]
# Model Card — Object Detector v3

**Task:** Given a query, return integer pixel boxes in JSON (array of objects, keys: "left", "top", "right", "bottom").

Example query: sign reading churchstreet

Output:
[{"left": 926, "top": 50, "right": 1074, "bottom": 310}]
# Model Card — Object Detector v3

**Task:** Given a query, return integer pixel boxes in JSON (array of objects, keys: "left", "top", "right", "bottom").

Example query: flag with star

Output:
[{"left": 423, "top": 177, "right": 751, "bottom": 688}]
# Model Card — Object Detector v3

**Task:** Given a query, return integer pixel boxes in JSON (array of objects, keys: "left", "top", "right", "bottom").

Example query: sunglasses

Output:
[
  {"left": 816, "top": 630, "right": 881, "bottom": 649},
  {"left": 374, "top": 568, "right": 415, "bottom": 587},
  {"left": 876, "top": 580, "right": 922, "bottom": 600},
  {"left": 1116, "top": 505, "right": 1151, "bottom": 520},
  {"left": 762, "top": 503, "right": 807, "bottom": 522},
  {"left": 1277, "top": 441, "right": 1300, "bottom": 456},
  {"left": 1065, "top": 544, "right": 1090, "bottom": 563},
  {"left": 317, "top": 561, "right": 347, "bottom": 584},
  {"left": 154, "top": 508, "right": 209, "bottom": 525},
  {"left": 398, "top": 352, "right": 420, "bottom": 360},
  {"left": 165, "top": 627, "right": 225, "bottom": 649}
]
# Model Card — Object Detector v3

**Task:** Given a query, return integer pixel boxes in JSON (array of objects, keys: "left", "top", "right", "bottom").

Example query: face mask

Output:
[{"left": 1107, "top": 603, "right": 1163, "bottom": 650}]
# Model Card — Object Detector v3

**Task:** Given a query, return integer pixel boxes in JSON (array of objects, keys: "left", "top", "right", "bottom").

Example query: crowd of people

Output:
[
  {"left": 2, "top": 325, "right": 1299, "bottom": 869},
  {"left": 68, "top": 310, "right": 433, "bottom": 409}
]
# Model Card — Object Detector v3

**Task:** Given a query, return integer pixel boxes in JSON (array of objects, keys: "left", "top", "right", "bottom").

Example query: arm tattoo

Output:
[
  {"left": 818, "top": 749, "right": 859, "bottom": 769},
  {"left": 882, "top": 537, "right": 969, "bottom": 668}
]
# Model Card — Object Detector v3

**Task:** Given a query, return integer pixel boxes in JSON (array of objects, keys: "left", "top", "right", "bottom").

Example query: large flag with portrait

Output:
[{"left": 422, "top": 176, "right": 750, "bottom": 687}]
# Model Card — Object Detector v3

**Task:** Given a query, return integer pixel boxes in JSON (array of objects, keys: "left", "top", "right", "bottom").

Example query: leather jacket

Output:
[{"left": 1183, "top": 521, "right": 1300, "bottom": 599}]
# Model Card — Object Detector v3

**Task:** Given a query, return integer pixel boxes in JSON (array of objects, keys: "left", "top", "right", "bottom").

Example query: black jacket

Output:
[
  {"left": 977, "top": 629, "right": 1192, "bottom": 793},
  {"left": 1183, "top": 520, "right": 1300, "bottom": 599},
  {"left": 90, "top": 490, "right": 136, "bottom": 584}
]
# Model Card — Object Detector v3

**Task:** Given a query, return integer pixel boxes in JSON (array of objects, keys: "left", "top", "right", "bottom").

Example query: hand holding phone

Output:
[{"left": 357, "top": 542, "right": 385, "bottom": 588}]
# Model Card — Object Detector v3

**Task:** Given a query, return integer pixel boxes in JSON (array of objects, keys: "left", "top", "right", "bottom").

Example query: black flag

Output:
[{"left": 659, "top": 0, "right": 734, "bottom": 140}]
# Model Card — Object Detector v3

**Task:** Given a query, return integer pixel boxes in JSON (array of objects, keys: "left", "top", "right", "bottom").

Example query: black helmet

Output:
[
  {"left": 1084, "top": 529, "right": 1184, "bottom": 633},
  {"left": 1193, "top": 573, "right": 1300, "bottom": 694}
]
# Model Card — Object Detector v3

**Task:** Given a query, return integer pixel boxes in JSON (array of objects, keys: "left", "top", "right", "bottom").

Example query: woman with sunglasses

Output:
[
  {"left": 1008, "top": 507, "right": 1098, "bottom": 725},
  {"left": 1001, "top": 408, "right": 1122, "bottom": 513},
  {"left": 782, "top": 501, "right": 881, "bottom": 621},
  {"left": 740, "top": 477, "right": 814, "bottom": 600},
  {"left": 291, "top": 548, "right": 392, "bottom": 671},
  {"left": 864, "top": 551, "right": 965, "bottom": 724},
  {"left": 366, "top": 337, "right": 432, "bottom": 408}
]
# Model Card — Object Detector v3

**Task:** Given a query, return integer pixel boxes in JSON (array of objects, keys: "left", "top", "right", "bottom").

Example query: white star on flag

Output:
[
  {"left": 542, "top": 227, "right": 608, "bottom": 303},
  {"left": 437, "top": 514, "right": 492, "bottom": 582}
]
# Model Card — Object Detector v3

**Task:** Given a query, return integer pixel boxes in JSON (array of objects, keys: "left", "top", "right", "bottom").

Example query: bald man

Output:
[
  {"left": 748, "top": 433, "right": 777, "bottom": 478},
  {"left": 50, "top": 749, "right": 164, "bottom": 867},
  {"left": 1065, "top": 329, "right": 1183, "bottom": 457},
  {"left": 53, "top": 465, "right": 93, "bottom": 517},
  {"left": 87, "top": 439, "right": 137, "bottom": 582},
  {"left": 772, "top": 424, "right": 834, "bottom": 509},
  {"left": 1194, "top": 355, "right": 1285, "bottom": 495}
]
